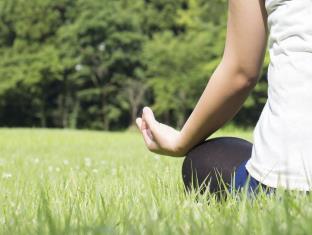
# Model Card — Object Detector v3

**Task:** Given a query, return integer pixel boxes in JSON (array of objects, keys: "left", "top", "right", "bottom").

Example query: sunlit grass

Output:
[{"left": 0, "top": 128, "right": 311, "bottom": 235}]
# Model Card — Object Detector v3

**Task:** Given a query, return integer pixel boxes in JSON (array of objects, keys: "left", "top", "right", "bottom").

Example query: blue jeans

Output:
[{"left": 232, "top": 159, "right": 275, "bottom": 195}]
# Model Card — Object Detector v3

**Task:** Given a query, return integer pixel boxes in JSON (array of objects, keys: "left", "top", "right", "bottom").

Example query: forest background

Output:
[{"left": 0, "top": 0, "right": 269, "bottom": 130}]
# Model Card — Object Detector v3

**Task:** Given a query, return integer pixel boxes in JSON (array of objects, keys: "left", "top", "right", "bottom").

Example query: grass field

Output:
[{"left": 0, "top": 128, "right": 312, "bottom": 235}]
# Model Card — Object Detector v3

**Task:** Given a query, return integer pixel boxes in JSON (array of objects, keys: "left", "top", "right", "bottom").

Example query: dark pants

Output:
[{"left": 182, "top": 137, "right": 273, "bottom": 196}]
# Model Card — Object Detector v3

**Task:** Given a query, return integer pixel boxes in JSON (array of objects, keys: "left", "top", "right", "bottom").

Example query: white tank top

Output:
[{"left": 245, "top": 0, "right": 312, "bottom": 190}]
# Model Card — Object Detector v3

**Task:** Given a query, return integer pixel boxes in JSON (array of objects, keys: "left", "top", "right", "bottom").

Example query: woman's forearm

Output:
[{"left": 179, "top": 61, "right": 258, "bottom": 154}]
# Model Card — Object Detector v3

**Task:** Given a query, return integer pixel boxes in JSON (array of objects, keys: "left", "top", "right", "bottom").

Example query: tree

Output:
[{"left": 0, "top": 0, "right": 269, "bottom": 129}]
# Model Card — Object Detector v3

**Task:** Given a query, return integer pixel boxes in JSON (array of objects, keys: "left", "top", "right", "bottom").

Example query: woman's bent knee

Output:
[{"left": 181, "top": 137, "right": 253, "bottom": 193}]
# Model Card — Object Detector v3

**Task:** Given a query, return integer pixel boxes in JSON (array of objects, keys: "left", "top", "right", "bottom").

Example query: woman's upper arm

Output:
[{"left": 221, "top": 0, "right": 268, "bottom": 80}]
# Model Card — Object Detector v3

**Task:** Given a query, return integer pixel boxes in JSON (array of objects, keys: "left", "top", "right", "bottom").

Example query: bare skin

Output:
[{"left": 136, "top": 0, "right": 268, "bottom": 157}]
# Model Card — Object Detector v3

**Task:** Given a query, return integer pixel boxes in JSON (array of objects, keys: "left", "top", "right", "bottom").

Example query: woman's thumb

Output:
[
  {"left": 142, "top": 106, "right": 162, "bottom": 144},
  {"left": 142, "top": 106, "right": 157, "bottom": 131}
]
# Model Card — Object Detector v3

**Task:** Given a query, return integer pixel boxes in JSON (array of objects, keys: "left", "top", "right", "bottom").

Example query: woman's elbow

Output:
[
  {"left": 220, "top": 58, "right": 261, "bottom": 89},
  {"left": 237, "top": 71, "right": 259, "bottom": 89}
]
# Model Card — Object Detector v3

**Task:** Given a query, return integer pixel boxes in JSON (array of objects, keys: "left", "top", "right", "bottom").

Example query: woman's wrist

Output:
[
  {"left": 175, "top": 130, "right": 192, "bottom": 156},
  {"left": 177, "top": 125, "right": 209, "bottom": 157}
]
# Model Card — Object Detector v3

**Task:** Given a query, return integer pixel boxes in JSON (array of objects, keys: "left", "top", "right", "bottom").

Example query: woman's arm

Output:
[
  {"left": 179, "top": 0, "right": 268, "bottom": 153},
  {"left": 136, "top": 0, "right": 268, "bottom": 157}
]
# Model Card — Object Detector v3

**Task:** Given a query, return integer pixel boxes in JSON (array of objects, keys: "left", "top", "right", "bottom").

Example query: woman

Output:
[{"left": 136, "top": 0, "right": 312, "bottom": 194}]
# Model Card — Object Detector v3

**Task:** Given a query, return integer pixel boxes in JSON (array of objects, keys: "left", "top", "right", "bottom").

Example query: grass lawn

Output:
[{"left": 0, "top": 128, "right": 311, "bottom": 235}]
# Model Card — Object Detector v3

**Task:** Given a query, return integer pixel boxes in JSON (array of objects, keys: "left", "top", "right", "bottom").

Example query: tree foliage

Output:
[{"left": 0, "top": 0, "right": 268, "bottom": 130}]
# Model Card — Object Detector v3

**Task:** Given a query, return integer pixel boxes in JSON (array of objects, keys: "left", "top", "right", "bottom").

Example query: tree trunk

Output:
[
  {"left": 101, "top": 88, "right": 109, "bottom": 130},
  {"left": 131, "top": 105, "right": 138, "bottom": 126},
  {"left": 39, "top": 104, "right": 46, "bottom": 128},
  {"left": 69, "top": 98, "right": 79, "bottom": 129}
]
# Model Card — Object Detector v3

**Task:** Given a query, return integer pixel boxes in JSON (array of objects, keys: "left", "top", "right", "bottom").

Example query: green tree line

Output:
[{"left": 0, "top": 0, "right": 269, "bottom": 130}]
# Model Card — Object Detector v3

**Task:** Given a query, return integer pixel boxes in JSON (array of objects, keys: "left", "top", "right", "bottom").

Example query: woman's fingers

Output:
[
  {"left": 136, "top": 117, "right": 158, "bottom": 151},
  {"left": 142, "top": 107, "right": 163, "bottom": 142},
  {"left": 137, "top": 107, "right": 166, "bottom": 153},
  {"left": 142, "top": 107, "right": 156, "bottom": 131},
  {"left": 136, "top": 117, "right": 143, "bottom": 130},
  {"left": 142, "top": 128, "right": 158, "bottom": 150}
]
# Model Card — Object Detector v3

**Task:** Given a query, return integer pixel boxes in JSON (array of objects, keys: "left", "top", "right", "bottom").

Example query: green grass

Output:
[{"left": 0, "top": 128, "right": 311, "bottom": 235}]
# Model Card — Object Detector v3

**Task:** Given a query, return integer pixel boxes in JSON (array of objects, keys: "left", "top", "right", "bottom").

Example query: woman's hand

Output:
[{"left": 135, "top": 107, "right": 186, "bottom": 157}]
